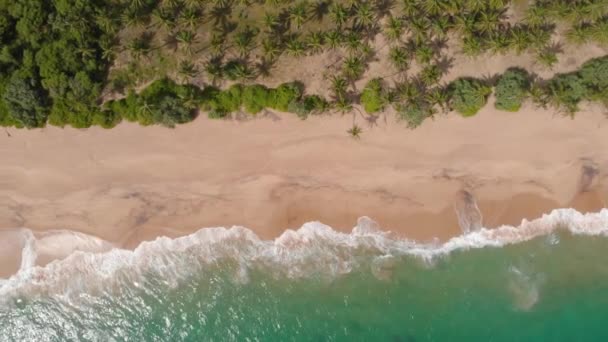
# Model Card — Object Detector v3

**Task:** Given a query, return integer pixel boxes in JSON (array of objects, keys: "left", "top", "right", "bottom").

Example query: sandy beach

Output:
[{"left": 1, "top": 99, "right": 607, "bottom": 278}]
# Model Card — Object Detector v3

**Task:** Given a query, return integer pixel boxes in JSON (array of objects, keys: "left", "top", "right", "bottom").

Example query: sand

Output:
[{"left": 0, "top": 97, "right": 607, "bottom": 279}]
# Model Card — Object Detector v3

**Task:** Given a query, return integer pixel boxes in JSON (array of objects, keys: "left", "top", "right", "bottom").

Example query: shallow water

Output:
[{"left": 1, "top": 210, "right": 608, "bottom": 341}]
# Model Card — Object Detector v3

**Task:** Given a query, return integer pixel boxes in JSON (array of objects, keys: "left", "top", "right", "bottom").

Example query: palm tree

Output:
[
  {"left": 508, "top": 27, "right": 533, "bottom": 54},
  {"left": 343, "top": 32, "right": 362, "bottom": 54},
  {"left": 384, "top": 16, "right": 404, "bottom": 42},
  {"left": 329, "top": 3, "right": 349, "bottom": 28},
  {"left": 233, "top": 27, "right": 257, "bottom": 57},
  {"left": 334, "top": 97, "right": 353, "bottom": 115},
  {"left": 419, "top": 64, "right": 442, "bottom": 86},
  {"left": 422, "top": 0, "right": 444, "bottom": 16},
  {"left": 204, "top": 57, "right": 224, "bottom": 83},
  {"left": 389, "top": 46, "right": 409, "bottom": 71},
  {"left": 121, "top": 6, "right": 147, "bottom": 28},
  {"left": 95, "top": 14, "right": 119, "bottom": 35},
  {"left": 347, "top": 124, "right": 362, "bottom": 139},
  {"left": 330, "top": 75, "right": 348, "bottom": 100},
  {"left": 567, "top": 24, "right": 591, "bottom": 45},
  {"left": 178, "top": 60, "right": 199, "bottom": 82},
  {"left": 475, "top": 10, "right": 501, "bottom": 34},
  {"left": 127, "top": 36, "right": 151, "bottom": 60},
  {"left": 325, "top": 30, "right": 343, "bottom": 50},
  {"left": 536, "top": 50, "right": 558, "bottom": 69},
  {"left": 100, "top": 38, "right": 118, "bottom": 61},
  {"left": 209, "top": 33, "right": 225, "bottom": 55},
  {"left": 306, "top": 32, "right": 325, "bottom": 54},
  {"left": 262, "top": 12, "right": 279, "bottom": 34},
  {"left": 426, "top": 86, "right": 450, "bottom": 113},
  {"left": 401, "top": 0, "right": 419, "bottom": 17},
  {"left": 180, "top": 8, "right": 202, "bottom": 30},
  {"left": 285, "top": 37, "right": 306, "bottom": 57},
  {"left": 466, "top": 0, "right": 487, "bottom": 11},
  {"left": 525, "top": 6, "right": 550, "bottom": 26},
  {"left": 153, "top": 7, "right": 177, "bottom": 31},
  {"left": 262, "top": 38, "right": 281, "bottom": 60},
  {"left": 414, "top": 43, "right": 434, "bottom": 65},
  {"left": 354, "top": 2, "right": 375, "bottom": 30},
  {"left": 290, "top": 2, "right": 309, "bottom": 30},
  {"left": 461, "top": 35, "right": 484, "bottom": 56},
  {"left": 176, "top": 30, "right": 197, "bottom": 54},
  {"left": 342, "top": 55, "right": 364, "bottom": 81},
  {"left": 430, "top": 16, "right": 450, "bottom": 39},
  {"left": 487, "top": 32, "right": 510, "bottom": 54}
]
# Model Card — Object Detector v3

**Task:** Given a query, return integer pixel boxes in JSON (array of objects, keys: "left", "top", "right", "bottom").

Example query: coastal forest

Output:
[{"left": 1, "top": 0, "right": 608, "bottom": 133}]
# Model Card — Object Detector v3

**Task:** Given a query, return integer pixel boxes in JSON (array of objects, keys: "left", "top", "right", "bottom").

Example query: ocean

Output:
[{"left": 1, "top": 209, "right": 608, "bottom": 341}]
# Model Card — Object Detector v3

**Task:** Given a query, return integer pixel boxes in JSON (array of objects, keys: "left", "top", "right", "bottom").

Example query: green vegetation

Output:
[
  {"left": 449, "top": 78, "right": 492, "bottom": 117},
  {"left": 1, "top": 1, "right": 608, "bottom": 132},
  {"left": 360, "top": 79, "right": 386, "bottom": 114},
  {"left": 495, "top": 68, "right": 530, "bottom": 112}
]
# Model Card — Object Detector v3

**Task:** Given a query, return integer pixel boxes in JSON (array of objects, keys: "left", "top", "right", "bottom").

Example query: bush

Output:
[
  {"left": 495, "top": 68, "right": 530, "bottom": 112},
  {"left": 2, "top": 74, "right": 48, "bottom": 128},
  {"left": 268, "top": 82, "right": 303, "bottom": 111},
  {"left": 449, "top": 78, "right": 492, "bottom": 116},
  {"left": 579, "top": 56, "right": 608, "bottom": 96},
  {"left": 547, "top": 73, "right": 588, "bottom": 114},
  {"left": 93, "top": 110, "right": 122, "bottom": 129},
  {"left": 211, "top": 84, "right": 243, "bottom": 114},
  {"left": 396, "top": 102, "right": 434, "bottom": 129},
  {"left": 288, "top": 95, "right": 329, "bottom": 119},
  {"left": 151, "top": 97, "right": 194, "bottom": 128},
  {"left": 242, "top": 84, "right": 270, "bottom": 114},
  {"left": 360, "top": 78, "right": 386, "bottom": 113}
]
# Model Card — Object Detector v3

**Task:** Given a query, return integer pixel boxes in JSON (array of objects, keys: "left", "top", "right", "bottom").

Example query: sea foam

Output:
[{"left": 0, "top": 208, "right": 607, "bottom": 302}]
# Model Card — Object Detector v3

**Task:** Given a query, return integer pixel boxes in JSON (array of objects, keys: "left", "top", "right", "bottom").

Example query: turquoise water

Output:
[{"left": 1, "top": 212, "right": 608, "bottom": 341}]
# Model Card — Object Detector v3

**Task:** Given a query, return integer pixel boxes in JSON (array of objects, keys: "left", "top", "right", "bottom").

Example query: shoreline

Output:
[{"left": 1, "top": 103, "right": 607, "bottom": 278}]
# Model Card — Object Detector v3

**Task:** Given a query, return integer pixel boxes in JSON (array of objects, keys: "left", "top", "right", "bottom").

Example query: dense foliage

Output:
[
  {"left": 495, "top": 68, "right": 530, "bottom": 112},
  {"left": 449, "top": 78, "right": 492, "bottom": 117},
  {"left": 360, "top": 78, "right": 386, "bottom": 114},
  {"left": 1, "top": 1, "right": 608, "bottom": 132},
  {"left": 0, "top": 0, "right": 115, "bottom": 128}
]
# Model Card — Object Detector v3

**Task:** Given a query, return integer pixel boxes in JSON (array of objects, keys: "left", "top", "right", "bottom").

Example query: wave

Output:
[{"left": 1, "top": 208, "right": 607, "bottom": 302}]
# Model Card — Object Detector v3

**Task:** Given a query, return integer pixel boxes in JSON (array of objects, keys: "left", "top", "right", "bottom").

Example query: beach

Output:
[{"left": 0, "top": 100, "right": 606, "bottom": 278}]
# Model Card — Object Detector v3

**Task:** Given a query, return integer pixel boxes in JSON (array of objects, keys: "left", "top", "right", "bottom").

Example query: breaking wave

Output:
[{"left": 1, "top": 208, "right": 607, "bottom": 301}]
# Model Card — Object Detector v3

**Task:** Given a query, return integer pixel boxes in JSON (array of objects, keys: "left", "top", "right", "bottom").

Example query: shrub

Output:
[
  {"left": 93, "top": 110, "right": 122, "bottom": 129},
  {"left": 287, "top": 95, "right": 328, "bottom": 119},
  {"left": 547, "top": 73, "right": 588, "bottom": 114},
  {"left": 360, "top": 78, "right": 386, "bottom": 113},
  {"left": 396, "top": 102, "right": 435, "bottom": 129},
  {"left": 268, "top": 82, "right": 303, "bottom": 111},
  {"left": 2, "top": 74, "right": 48, "bottom": 128},
  {"left": 449, "top": 78, "right": 492, "bottom": 116},
  {"left": 151, "top": 97, "right": 194, "bottom": 128},
  {"left": 213, "top": 84, "right": 243, "bottom": 113},
  {"left": 495, "top": 68, "right": 530, "bottom": 112},
  {"left": 579, "top": 56, "right": 608, "bottom": 94},
  {"left": 242, "top": 84, "right": 270, "bottom": 114}
]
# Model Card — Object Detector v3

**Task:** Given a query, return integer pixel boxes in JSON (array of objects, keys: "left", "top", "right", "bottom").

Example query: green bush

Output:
[
  {"left": 1, "top": 74, "right": 47, "bottom": 128},
  {"left": 242, "top": 84, "right": 270, "bottom": 114},
  {"left": 151, "top": 97, "right": 194, "bottom": 128},
  {"left": 495, "top": 68, "right": 530, "bottom": 112},
  {"left": 449, "top": 78, "right": 492, "bottom": 116},
  {"left": 579, "top": 56, "right": 608, "bottom": 101},
  {"left": 547, "top": 73, "right": 588, "bottom": 113},
  {"left": 396, "top": 102, "right": 434, "bottom": 129},
  {"left": 288, "top": 95, "right": 329, "bottom": 119},
  {"left": 360, "top": 78, "right": 386, "bottom": 113},
  {"left": 268, "top": 82, "right": 303, "bottom": 111}
]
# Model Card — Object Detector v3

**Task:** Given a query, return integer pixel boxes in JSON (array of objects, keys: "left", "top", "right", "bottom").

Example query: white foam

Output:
[{"left": 0, "top": 209, "right": 607, "bottom": 301}]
